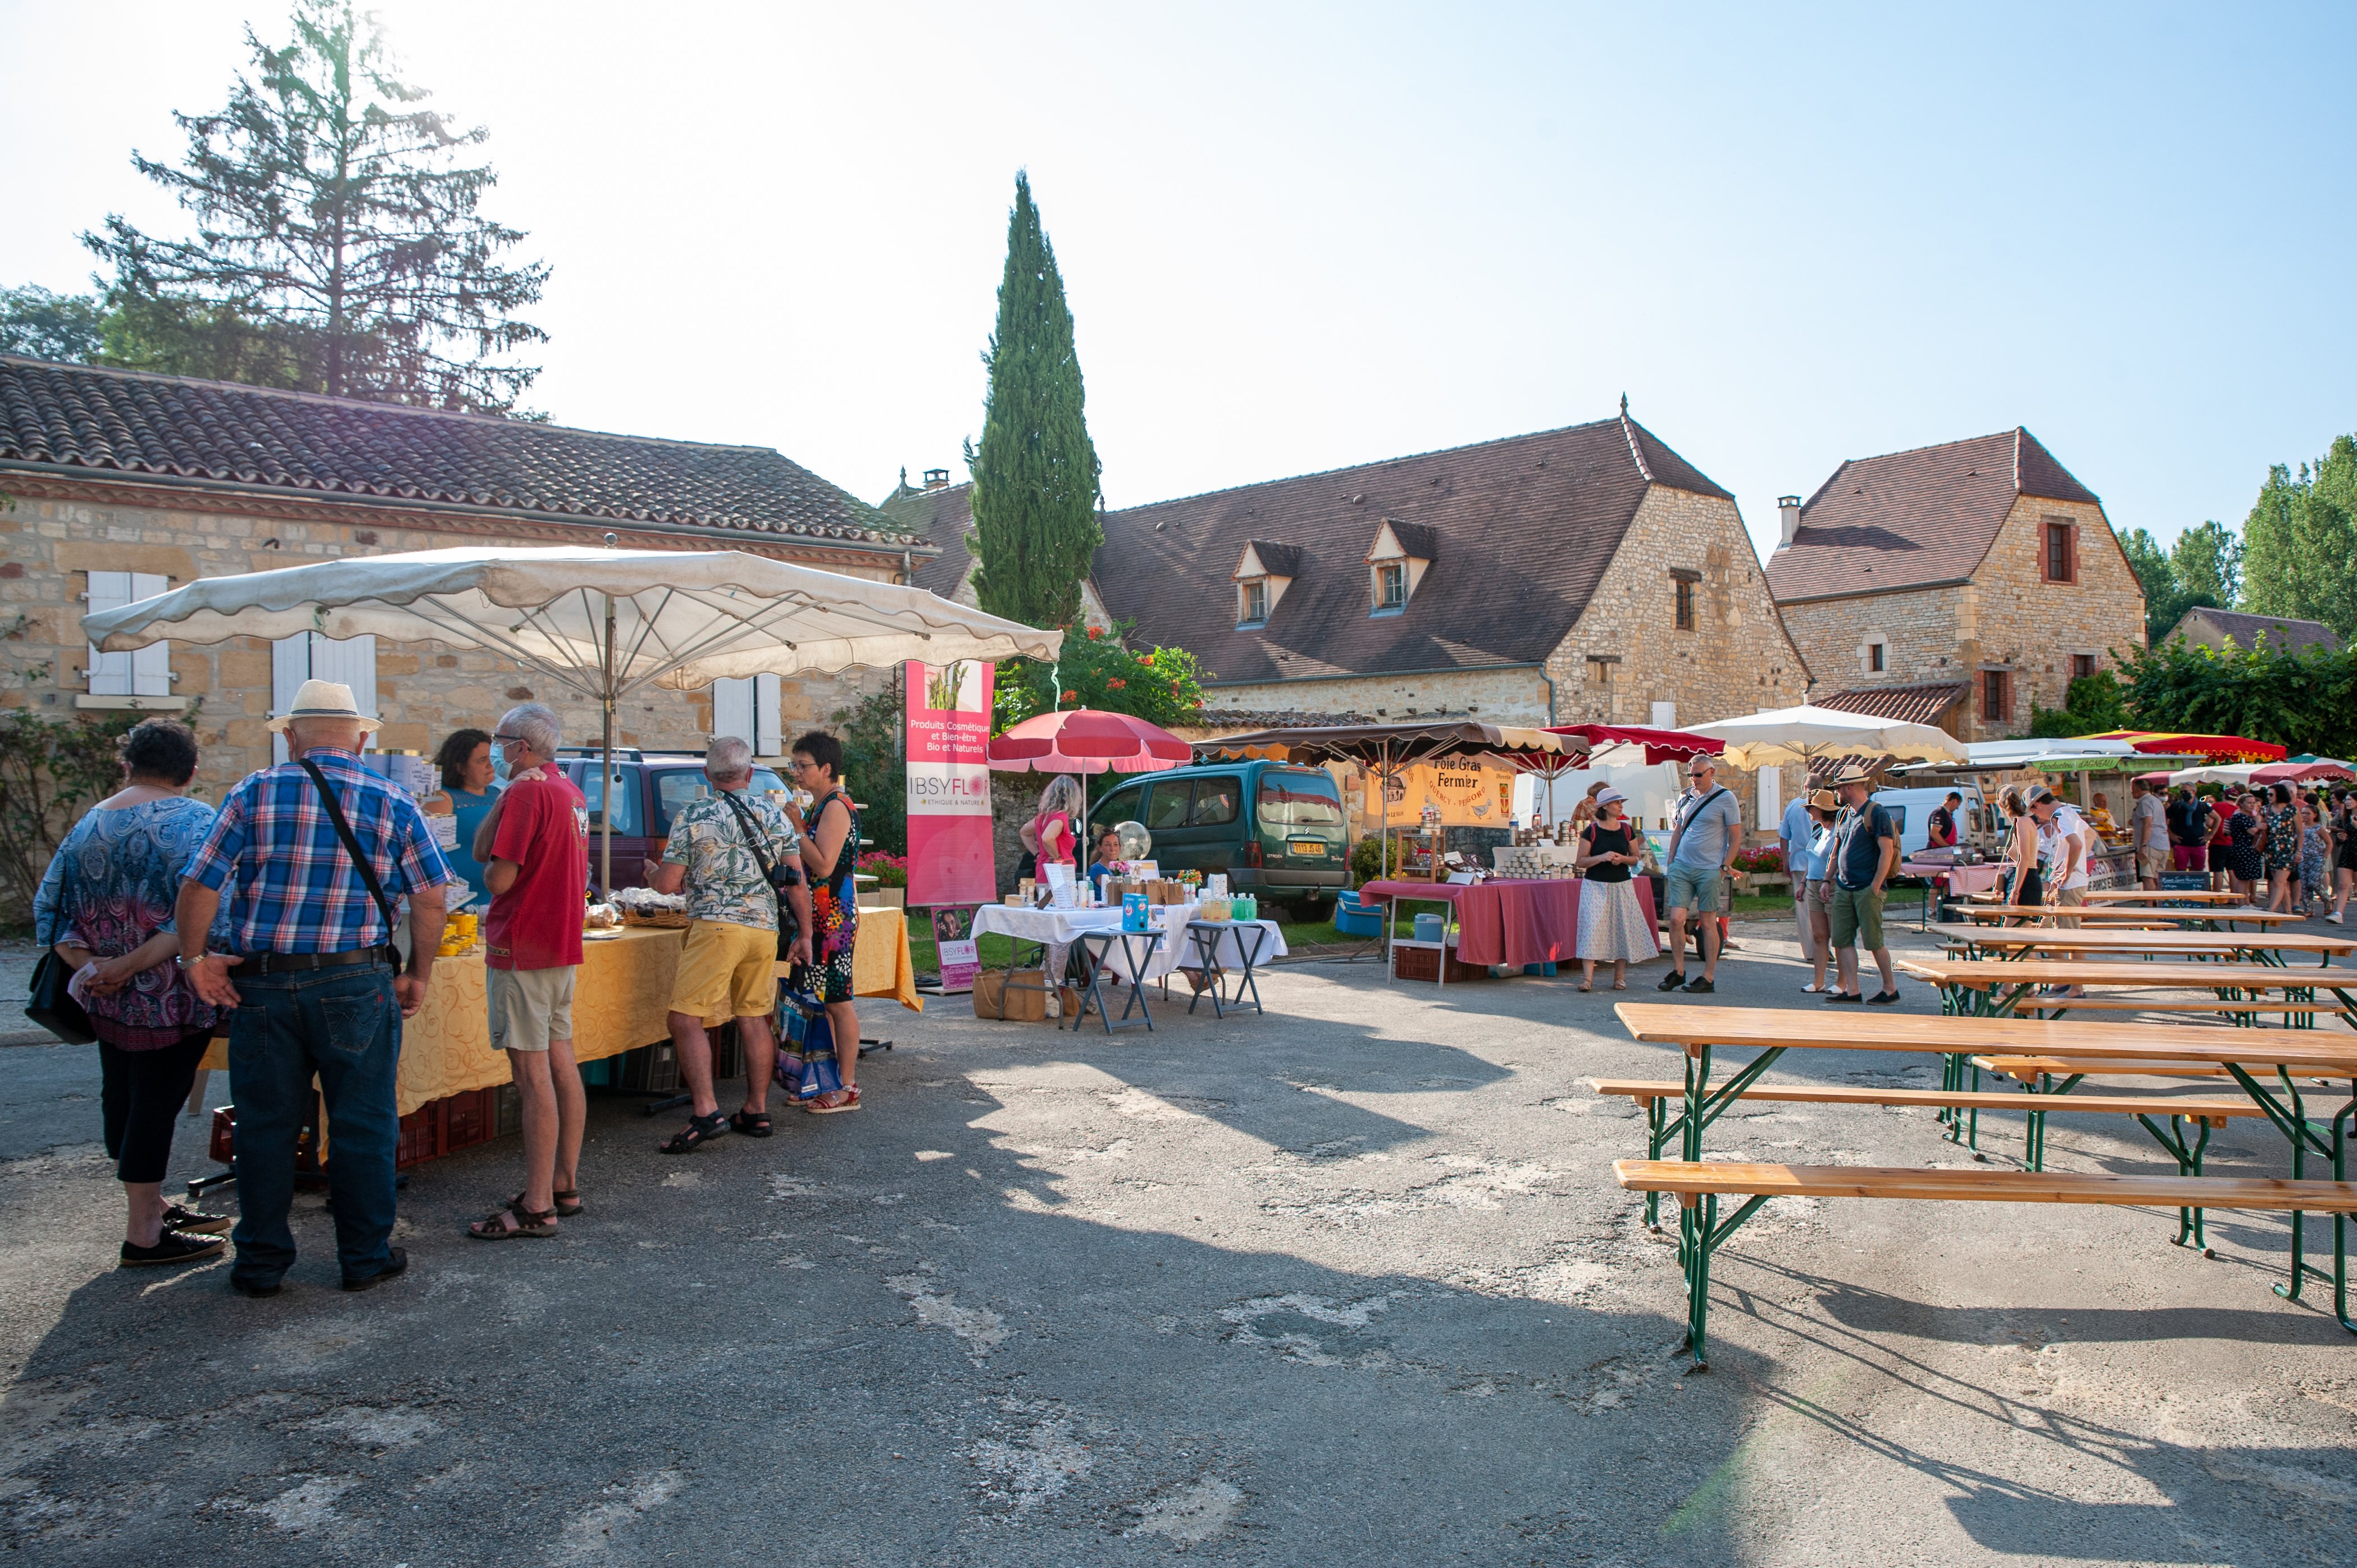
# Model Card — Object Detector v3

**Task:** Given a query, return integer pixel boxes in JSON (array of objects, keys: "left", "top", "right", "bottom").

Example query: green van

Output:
[{"left": 1090, "top": 760, "right": 1348, "bottom": 916}]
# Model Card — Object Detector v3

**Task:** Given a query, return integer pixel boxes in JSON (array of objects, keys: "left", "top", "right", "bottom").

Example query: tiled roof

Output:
[
  {"left": 1766, "top": 428, "right": 2100, "bottom": 603},
  {"left": 2167, "top": 608, "right": 2342, "bottom": 656},
  {"left": 0, "top": 354, "right": 922, "bottom": 545},
  {"left": 1244, "top": 541, "right": 1303, "bottom": 577},
  {"left": 879, "top": 477, "right": 976, "bottom": 598},
  {"left": 1817, "top": 682, "right": 1967, "bottom": 726},
  {"left": 1093, "top": 412, "right": 1735, "bottom": 686},
  {"left": 1187, "top": 706, "right": 1388, "bottom": 730}
]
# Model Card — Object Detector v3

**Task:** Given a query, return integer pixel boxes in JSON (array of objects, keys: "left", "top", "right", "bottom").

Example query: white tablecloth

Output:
[{"left": 972, "top": 902, "right": 1287, "bottom": 981}]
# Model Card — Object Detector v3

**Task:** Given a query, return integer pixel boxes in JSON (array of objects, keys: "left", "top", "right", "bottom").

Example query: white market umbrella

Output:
[
  {"left": 1682, "top": 704, "right": 1968, "bottom": 773},
  {"left": 84, "top": 544, "right": 1063, "bottom": 893}
]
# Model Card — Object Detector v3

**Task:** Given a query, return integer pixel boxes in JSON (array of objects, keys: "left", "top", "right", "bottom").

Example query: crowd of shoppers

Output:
[{"left": 39, "top": 678, "right": 879, "bottom": 1286}]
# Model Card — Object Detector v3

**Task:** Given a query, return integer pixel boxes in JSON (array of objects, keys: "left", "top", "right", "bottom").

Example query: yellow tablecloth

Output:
[{"left": 199, "top": 911, "right": 919, "bottom": 1116}]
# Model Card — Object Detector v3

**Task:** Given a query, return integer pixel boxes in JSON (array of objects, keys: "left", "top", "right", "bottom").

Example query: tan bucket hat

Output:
[{"left": 266, "top": 678, "right": 381, "bottom": 734}]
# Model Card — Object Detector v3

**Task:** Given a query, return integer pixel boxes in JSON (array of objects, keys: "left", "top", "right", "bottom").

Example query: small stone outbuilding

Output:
[{"left": 0, "top": 355, "right": 935, "bottom": 785}]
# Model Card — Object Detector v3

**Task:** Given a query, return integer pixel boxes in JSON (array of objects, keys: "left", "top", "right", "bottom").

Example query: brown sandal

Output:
[
  {"left": 805, "top": 1086, "right": 862, "bottom": 1115},
  {"left": 469, "top": 1197, "right": 558, "bottom": 1240}
]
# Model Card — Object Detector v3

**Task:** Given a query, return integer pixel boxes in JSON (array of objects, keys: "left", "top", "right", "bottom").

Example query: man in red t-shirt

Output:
[{"left": 463, "top": 704, "right": 589, "bottom": 1241}]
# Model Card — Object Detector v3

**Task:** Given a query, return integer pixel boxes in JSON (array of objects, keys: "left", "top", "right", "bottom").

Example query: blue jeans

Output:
[{"left": 226, "top": 963, "right": 403, "bottom": 1287}]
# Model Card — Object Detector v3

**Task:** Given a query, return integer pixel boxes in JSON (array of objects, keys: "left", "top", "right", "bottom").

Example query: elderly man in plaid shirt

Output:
[{"left": 174, "top": 681, "right": 452, "bottom": 1297}]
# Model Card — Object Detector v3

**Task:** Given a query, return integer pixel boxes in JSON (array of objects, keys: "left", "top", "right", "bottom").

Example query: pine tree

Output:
[
  {"left": 82, "top": 1, "right": 548, "bottom": 412},
  {"left": 964, "top": 172, "right": 1103, "bottom": 630}
]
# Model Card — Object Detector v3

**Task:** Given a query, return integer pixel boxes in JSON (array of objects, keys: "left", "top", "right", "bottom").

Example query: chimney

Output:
[
  {"left": 923, "top": 468, "right": 949, "bottom": 492},
  {"left": 1777, "top": 495, "right": 1802, "bottom": 546}
]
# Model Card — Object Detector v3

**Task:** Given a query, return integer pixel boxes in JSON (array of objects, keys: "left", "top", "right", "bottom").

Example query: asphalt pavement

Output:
[{"left": 2, "top": 927, "right": 2354, "bottom": 1565}]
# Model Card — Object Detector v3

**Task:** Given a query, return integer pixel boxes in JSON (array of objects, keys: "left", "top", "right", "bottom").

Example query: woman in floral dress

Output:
[
  {"left": 2261, "top": 783, "right": 2300, "bottom": 911},
  {"left": 32, "top": 719, "right": 234, "bottom": 1268},
  {"left": 783, "top": 730, "right": 863, "bottom": 1113}
]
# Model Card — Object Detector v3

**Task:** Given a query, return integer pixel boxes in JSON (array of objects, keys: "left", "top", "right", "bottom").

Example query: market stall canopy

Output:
[
  {"left": 986, "top": 708, "right": 1192, "bottom": 775},
  {"left": 2082, "top": 730, "right": 2287, "bottom": 764},
  {"left": 82, "top": 545, "right": 1063, "bottom": 697},
  {"left": 1681, "top": 704, "right": 1967, "bottom": 770},
  {"left": 1896, "top": 738, "right": 2195, "bottom": 776},
  {"left": 1194, "top": 719, "right": 1585, "bottom": 771},
  {"left": 2167, "top": 759, "right": 2354, "bottom": 787},
  {"left": 1544, "top": 723, "right": 1724, "bottom": 768}
]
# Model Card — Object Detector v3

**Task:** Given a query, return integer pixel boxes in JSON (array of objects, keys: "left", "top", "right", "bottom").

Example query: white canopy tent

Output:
[
  {"left": 1682, "top": 704, "right": 1968, "bottom": 771},
  {"left": 84, "top": 545, "right": 1063, "bottom": 892}
]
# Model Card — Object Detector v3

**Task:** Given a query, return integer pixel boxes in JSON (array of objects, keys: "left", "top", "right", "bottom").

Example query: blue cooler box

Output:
[{"left": 1333, "top": 889, "right": 1382, "bottom": 937}]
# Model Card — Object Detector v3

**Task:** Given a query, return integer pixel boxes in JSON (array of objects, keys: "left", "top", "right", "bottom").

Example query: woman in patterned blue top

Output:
[{"left": 33, "top": 719, "right": 236, "bottom": 1269}]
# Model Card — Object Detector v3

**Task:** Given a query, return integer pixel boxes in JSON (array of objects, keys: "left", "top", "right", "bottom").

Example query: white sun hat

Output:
[{"left": 266, "top": 678, "right": 381, "bottom": 734}]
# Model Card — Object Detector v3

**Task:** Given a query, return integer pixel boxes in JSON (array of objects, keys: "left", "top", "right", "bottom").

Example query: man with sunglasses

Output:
[{"left": 1656, "top": 755, "right": 1742, "bottom": 993}]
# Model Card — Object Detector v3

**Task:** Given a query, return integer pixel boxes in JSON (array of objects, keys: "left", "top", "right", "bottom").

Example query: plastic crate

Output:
[
  {"left": 1391, "top": 943, "right": 1490, "bottom": 983},
  {"left": 493, "top": 1083, "right": 522, "bottom": 1138},
  {"left": 442, "top": 1086, "right": 498, "bottom": 1152},
  {"left": 394, "top": 1104, "right": 442, "bottom": 1169},
  {"left": 617, "top": 1041, "right": 681, "bottom": 1093}
]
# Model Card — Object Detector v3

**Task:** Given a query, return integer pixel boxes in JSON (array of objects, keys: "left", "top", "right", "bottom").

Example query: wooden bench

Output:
[
  {"left": 1612, "top": 1158, "right": 2357, "bottom": 1368},
  {"left": 1592, "top": 1077, "right": 2268, "bottom": 1239}
]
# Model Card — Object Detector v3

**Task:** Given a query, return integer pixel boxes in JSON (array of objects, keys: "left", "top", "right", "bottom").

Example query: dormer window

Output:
[
  {"left": 1231, "top": 540, "right": 1298, "bottom": 630},
  {"left": 1364, "top": 519, "right": 1435, "bottom": 618},
  {"left": 1238, "top": 578, "right": 1269, "bottom": 626}
]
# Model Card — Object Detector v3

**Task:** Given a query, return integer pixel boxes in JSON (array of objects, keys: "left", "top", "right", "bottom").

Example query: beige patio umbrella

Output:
[
  {"left": 1682, "top": 704, "right": 1967, "bottom": 774},
  {"left": 84, "top": 544, "right": 1063, "bottom": 894}
]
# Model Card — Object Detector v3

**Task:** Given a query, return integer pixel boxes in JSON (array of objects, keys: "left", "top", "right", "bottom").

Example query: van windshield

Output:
[{"left": 1258, "top": 769, "right": 1344, "bottom": 827}]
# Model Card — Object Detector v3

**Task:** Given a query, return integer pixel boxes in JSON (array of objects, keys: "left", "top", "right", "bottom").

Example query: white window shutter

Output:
[
  {"left": 1650, "top": 701, "right": 1677, "bottom": 729},
  {"left": 709, "top": 677, "right": 753, "bottom": 744},
  {"left": 755, "top": 673, "right": 782, "bottom": 757},
  {"left": 308, "top": 634, "right": 378, "bottom": 717},
  {"left": 129, "top": 573, "right": 171, "bottom": 696},
  {"left": 85, "top": 572, "right": 133, "bottom": 695},
  {"left": 270, "top": 632, "right": 376, "bottom": 762}
]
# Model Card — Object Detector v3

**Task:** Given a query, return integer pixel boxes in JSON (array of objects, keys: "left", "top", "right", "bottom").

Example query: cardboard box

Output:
[{"left": 973, "top": 968, "right": 1050, "bottom": 1022}]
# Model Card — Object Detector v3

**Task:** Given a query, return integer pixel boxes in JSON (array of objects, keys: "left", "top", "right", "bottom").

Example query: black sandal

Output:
[
  {"left": 659, "top": 1111, "right": 730, "bottom": 1154},
  {"left": 729, "top": 1110, "right": 773, "bottom": 1138},
  {"left": 512, "top": 1188, "right": 583, "bottom": 1218},
  {"left": 468, "top": 1197, "right": 557, "bottom": 1241}
]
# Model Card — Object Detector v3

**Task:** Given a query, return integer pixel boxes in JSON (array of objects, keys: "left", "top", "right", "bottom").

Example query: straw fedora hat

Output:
[
  {"left": 1807, "top": 788, "right": 1840, "bottom": 811},
  {"left": 267, "top": 678, "right": 381, "bottom": 734},
  {"left": 1830, "top": 763, "right": 1877, "bottom": 787}
]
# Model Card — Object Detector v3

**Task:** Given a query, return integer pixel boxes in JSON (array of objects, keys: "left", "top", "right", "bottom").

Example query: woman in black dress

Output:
[{"left": 2222, "top": 787, "right": 2267, "bottom": 899}]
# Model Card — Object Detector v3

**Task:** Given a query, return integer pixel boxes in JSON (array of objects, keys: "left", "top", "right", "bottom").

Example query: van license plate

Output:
[{"left": 1289, "top": 840, "right": 1325, "bottom": 855}]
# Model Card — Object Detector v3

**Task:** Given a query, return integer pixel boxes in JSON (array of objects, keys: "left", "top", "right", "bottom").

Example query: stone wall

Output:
[
  {"left": 1203, "top": 666, "right": 1548, "bottom": 725},
  {"left": 0, "top": 486, "right": 898, "bottom": 795},
  {"left": 1772, "top": 496, "right": 2145, "bottom": 741},
  {"left": 1541, "top": 486, "right": 1814, "bottom": 830}
]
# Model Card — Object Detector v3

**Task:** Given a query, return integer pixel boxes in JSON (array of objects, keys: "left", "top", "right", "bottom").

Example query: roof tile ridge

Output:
[
  {"left": 2013, "top": 428, "right": 2023, "bottom": 495},
  {"left": 0, "top": 351, "right": 783, "bottom": 456},
  {"left": 1618, "top": 403, "right": 1653, "bottom": 483},
  {"left": 1100, "top": 417, "right": 1623, "bottom": 516}
]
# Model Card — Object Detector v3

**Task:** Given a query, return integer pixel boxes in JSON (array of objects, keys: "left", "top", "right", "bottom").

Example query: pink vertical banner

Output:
[{"left": 904, "top": 659, "right": 996, "bottom": 909}]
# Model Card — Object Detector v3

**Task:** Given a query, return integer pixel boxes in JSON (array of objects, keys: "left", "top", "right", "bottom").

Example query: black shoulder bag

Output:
[
  {"left": 721, "top": 791, "right": 803, "bottom": 961},
  {"left": 26, "top": 947, "right": 96, "bottom": 1045},
  {"left": 299, "top": 758, "right": 406, "bottom": 974}
]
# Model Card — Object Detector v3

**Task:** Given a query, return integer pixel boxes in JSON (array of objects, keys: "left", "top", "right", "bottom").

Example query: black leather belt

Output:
[{"left": 234, "top": 946, "right": 393, "bottom": 976}]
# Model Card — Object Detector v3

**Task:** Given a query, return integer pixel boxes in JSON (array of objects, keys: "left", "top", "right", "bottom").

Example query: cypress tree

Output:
[{"left": 965, "top": 172, "right": 1103, "bottom": 630}]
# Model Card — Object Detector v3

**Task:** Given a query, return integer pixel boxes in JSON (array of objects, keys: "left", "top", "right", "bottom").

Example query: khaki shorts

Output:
[
  {"left": 488, "top": 965, "right": 577, "bottom": 1053},
  {"left": 1664, "top": 863, "right": 1722, "bottom": 914},
  {"left": 1828, "top": 884, "right": 1885, "bottom": 950},
  {"left": 671, "top": 918, "right": 778, "bottom": 1024},
  {"left": 2054, "top": 885, "right": 2086, "bottom": 929},
  {"left": 2136, "top": 845, "right": 2169, "bottom": 879}
]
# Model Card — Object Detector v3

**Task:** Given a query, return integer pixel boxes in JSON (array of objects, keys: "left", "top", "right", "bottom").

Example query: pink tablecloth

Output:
[{"left": 1363, "top": 878, "right": 1623, "bottom": 967}]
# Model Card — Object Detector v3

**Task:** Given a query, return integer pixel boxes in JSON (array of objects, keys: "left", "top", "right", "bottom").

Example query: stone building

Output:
[
  {"left": 1084, "top": 404, "right": 1808, "bottom": 735},
  {"left": 1766, "top": 427, "right": 2145, "bottom": 741},
  {"left": 0, "top": 355, "right": 934, "bottom": 786},
  {"left": 2162, "top": 605, "right": 2341, "bottom": 657},
  {"left": 878, "top": 466, "right": 1112, "bottom": 629}
]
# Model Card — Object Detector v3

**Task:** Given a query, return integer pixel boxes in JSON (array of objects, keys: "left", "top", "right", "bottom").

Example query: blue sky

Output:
[{"left": 4, "top": 2, "right": 2351, "bottom": 564}]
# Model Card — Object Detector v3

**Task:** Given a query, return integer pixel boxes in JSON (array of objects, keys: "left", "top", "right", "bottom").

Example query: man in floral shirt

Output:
[{"left": 640, "top": 736, "right": 809, "bottom": 1152}]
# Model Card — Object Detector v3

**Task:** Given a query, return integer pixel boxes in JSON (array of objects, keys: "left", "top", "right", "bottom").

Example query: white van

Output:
[{"left": 1868, "top": 784, "right": 1986, "bottom": 858}]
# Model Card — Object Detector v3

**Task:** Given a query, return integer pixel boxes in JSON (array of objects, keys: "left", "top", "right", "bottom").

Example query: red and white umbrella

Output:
[{"left": 986, "top": 708, "right": 1192, "bottom": 774}]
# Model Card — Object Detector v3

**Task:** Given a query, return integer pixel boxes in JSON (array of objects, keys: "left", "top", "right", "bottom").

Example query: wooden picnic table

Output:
[
  {"left": 1955, "top": 904, "right": 2303, "bottom": 928},
  {"left": 1613, "top": 1002, "right": 2357, "bottom": 1314},
  {"left": 1926, "top": 922, "right": 2357, "bottom": 967},
  {"left": 1968, "top": 887, "right": 2251, "bottom": 905},
  {"left": 1898, "top": 956, "right": 2357, "bottom": 1027}
]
